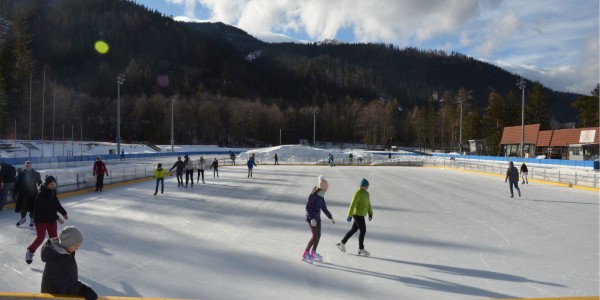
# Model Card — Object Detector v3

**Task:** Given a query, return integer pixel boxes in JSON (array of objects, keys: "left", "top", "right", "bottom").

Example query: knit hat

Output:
[
  {"left": 59, "top": 226, "right": 83, "bottom": 248},
  {"left": 360, "top": 178, "right": 369, "bottom": 187},
  {"left": 317, "top": 175, "right": 329, "bottom": 190},
  {"left": 44, "top": 175, "right": 56, "bottom": 185}
]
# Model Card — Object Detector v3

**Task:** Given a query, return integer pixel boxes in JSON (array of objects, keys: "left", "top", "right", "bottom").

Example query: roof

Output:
[
  {"left": 500, "top": 124, "right": 600, "bottom": 147},
  {"left": 500, "top": 124, "right": 540, "bottom": 145}
]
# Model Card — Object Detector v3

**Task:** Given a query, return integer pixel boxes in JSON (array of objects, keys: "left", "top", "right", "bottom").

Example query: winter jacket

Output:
[
  {"left": 170, "top": 160, "right": 185, "bottom": 174},
  {"left": 247, "top": 159, "right": 257, "bottom": 169},
  {"left": 520, "top": 164, "right": 528, "bottom": 173},
  {"left": 0, "top": 163, "right": 16, "bottom": 183},
  {"left": 184, "top": 159, "right": 194, "bottom": 171},
  {"left": 13, "top": 169, "right": 42, "bottom": 213},
  {"left": 305, "top": 191, "right": 332, "bottom": 222},
  {"left": 93, "top": 161, "right": 108, "bottom": 176},
  {"left": 153, "top": 168, "right": 170, "bottom": 179},
  {"left": 41, "top": 238, "right": 97, "bottom": 300},
  {"left": 197, "top": 159, "right": 205, "bottom": 171},
  {"left": 33, "top": 184, "right": 67, "bottom": 224},
  {"left": 210, "top": 160, "right": 219, "bottom": 169},
  {"left": 506, "top": 166, "right": 519, "bottom": 181},
  {"left": 347, "top": 188, "right": 372, "bottom": 217}
]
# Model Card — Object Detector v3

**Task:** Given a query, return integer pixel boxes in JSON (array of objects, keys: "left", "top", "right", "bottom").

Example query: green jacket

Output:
[
  {"left": 153, "top": 168, "right": 170, "bottom": 179},
  {"left": 347, "top": 188, "right": 373, "bottom": 217}
]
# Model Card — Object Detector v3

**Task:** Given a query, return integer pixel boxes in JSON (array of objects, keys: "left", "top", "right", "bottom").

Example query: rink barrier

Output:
[
  {"left": 0, "top": 293, "right": 595, "bottom": 300},
  {"left": 0, "top": 292, "right": 193, "bottom": 299}
]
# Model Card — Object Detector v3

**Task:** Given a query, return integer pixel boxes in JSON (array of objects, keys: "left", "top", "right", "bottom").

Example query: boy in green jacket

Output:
[{"left": 336, "top": 178, "right": 373, "bottom": 256}]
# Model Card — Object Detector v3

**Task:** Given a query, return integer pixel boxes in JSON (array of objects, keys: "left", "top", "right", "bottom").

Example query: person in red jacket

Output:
[{"left": 92, "top": 156, "right": 109, "bottom": 192}]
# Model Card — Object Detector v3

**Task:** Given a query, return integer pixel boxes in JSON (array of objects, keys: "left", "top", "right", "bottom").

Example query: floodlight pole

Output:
[
  {"left": 517, "top": 78, "right": 526, "bottom": 158},
  {"left": 171, "top": 95, "right": 177, "bottom": 153},
  {"left": 309, "top": 107, "right": 319, "bottom": 146},
  {"left": 116, "top": 73, "right": 126, "bottom": 157}
]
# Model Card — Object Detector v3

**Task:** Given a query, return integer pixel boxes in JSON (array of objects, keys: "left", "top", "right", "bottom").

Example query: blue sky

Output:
[{"left": 140, "top": 0, "right": 599, "bottom": 95}]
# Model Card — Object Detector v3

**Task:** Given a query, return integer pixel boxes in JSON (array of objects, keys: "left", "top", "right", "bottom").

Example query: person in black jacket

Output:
[
  {"left": 210, "top": 158, "right": 219, "bottom": 178},
  {"left": 25, "top": 175, "right": 68, "bottom": 264},
  {"left": 13, "top": 161, "right": 42, "bottom": 227},
  {"left": 0, "top": 162, "right": 17, "bottom": 210},
  {"left": 520, "top": 162, "right": 529, "bottom": 184},
  {"left": 41, "top": 226, "right": 97, "bottom": 300},
  {"left": 169, "top": 157, "right": 185, "bottom": 187}
]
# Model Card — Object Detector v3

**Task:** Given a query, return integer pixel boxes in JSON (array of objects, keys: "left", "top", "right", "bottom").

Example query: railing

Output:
[{"left": 427, "top": 158, "right": 600, "bottom": 188}]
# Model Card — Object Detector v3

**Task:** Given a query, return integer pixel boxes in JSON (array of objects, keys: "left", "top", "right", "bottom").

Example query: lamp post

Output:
[
  {"left": 433, "top": 92, "right": 445, "bottom": 151},
  {"left": 517, "top": 78, "right": 526, "bottom": 158},
  {"left": 308, "top": 107, "right": 319, "bottom": 146},
  {"left": 171, "top": 95, "right": 177, "bottom": 152},
  {"left": 456, "top": 96, "right": 463, "bottom": 153},
  {"left": 116, "top": 73, "right": 126, "bottom": 157}
]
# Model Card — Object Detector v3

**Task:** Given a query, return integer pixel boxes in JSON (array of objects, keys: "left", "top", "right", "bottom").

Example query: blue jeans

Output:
[
  {"left": 155, "top": 178, "right": 164, "bottom": 194},
  {"left": 509, "top": 179, "right": 520, "bottom": 196},
  {"left": 0, "top": 182, "right": 14, "bottom": 207}
]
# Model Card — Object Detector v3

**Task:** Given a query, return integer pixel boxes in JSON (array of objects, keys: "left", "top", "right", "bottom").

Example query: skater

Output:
[
  {"left": 120, "top": 149, "right": 125, "bottom": 161},
  {"left": 197, "top": 156, "right": 205, "bottom": 183},
  {"left": 274, "top": 153, "right": 279, "bottom": 165},
  {"left": 336, "top": 178, "right": 373, "bottom": 256},
  {"left": 153, "top": 163, "right": 170, "bottom": 196},
  {"left": 520, "top": 162, "right": 529, "bottom": 184},
  {"left": 348, "top": 153, "right": 353, "bottom": 165},
  {"left": 302, "top": 176, "right": 335, "bottom": 264},
  {"left": 210, "top": 158, "right": 219, "bottom": 178},
  {"left": 183, "top": 155, "right": 194, "bottom": 187},
  {"left": 505, "top": 161, "right": 521, "bottom": 198},
  {"left": 41, "top": 226, "right": 98, "bottom": 300},
  {"left": 25, "top": 175, "right": 68, "bottom": 264},
  {"left": 13, "top": 161, "right": 42, "bottom": 227},
  {"left": 247, "top": 156, "right": 257, "bottom": 178},
  {"left": 169, "top": 157, "right": 185, "bottom": 187},
  {"left": 92, "top": 157, "right": 109, "bottom": 192},
  {"left": 0, "top": 162, "right": 17, "bottom": 210},
  {"left": 328, "top": 153, "right": 335, "bottom": 167},
  {"left": 230, "top": 151, "right": 236, "bottom": 165}
]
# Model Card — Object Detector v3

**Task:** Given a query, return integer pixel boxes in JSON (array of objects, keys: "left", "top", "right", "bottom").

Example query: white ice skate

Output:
[
  {"left": 301, "top": 252, "right": 313, "bottom": 264},
  {"left": 311, "top": 252, "right": 323, "bottom": 262},
  {"left": 336, "top": 242, "right": 346, "bottom": 253},
  {"left": 358, "top": 249, "right": 370, "bottom": 257}
]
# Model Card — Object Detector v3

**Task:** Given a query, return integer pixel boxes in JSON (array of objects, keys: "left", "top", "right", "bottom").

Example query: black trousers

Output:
[
  {"left": 185, "top": 170, "right": 194, "bottom": 186},
  {"left": 95, "top": 174, "right": 105, "bottom": 190},
  {"left": 176, "top": 172, "right": 183, "bottom": 185},
  {"left": 341, "top": 215, "right": 366, "bottom": 250},
  {"left": 197, "top": 169, "right": 204, "bottom": 182}
]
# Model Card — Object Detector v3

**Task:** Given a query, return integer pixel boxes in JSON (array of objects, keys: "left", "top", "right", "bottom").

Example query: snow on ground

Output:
[{"left": 0, "top": 152, "right": 597, "bottom": 299}]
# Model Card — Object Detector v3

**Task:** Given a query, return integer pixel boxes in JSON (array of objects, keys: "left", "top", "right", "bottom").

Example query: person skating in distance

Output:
[
  {"left": 505, "top": 161, "right": 521, "bottom": 198},
  {"left": 302, "top": 175, "right": 335, "bottom": 264},
  {"left": 336, "top": 178, "right": 373, "bottom": 256}
]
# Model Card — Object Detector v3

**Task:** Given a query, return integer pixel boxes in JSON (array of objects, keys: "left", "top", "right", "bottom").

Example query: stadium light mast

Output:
[
  {"left": 171, "top": 95, "right": 177, "bottom": 153},
  {"left": 517, "top": 78, "right": 526, "bottom": 158},
  {"left": 116, "top": 73, "right": 126, "bottom": 157},
  {"left": 309, "top": 107, "right": 319, "bottom": 146}
]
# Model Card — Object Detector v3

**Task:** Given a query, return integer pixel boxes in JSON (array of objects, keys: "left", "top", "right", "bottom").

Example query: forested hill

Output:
[{"left": 0, "top": 0, "right": 588, "bottom": 151}]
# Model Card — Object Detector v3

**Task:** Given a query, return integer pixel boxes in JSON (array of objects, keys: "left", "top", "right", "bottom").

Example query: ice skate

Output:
[
  {"left": 301, "top": 252, "right": 313, "bottom": 264},
  {"left": 336, "top": 242, "right": 346, "bottom": 253},
  {"left": 30, "top": 219, "right": 34, "bottom": 227},
  {"left": 358, "top": 249, "right": 370, "bottom": 256},
  {"left": 518, "top": 189, "right": 521, "bottom": 197},
  {"left": 311, "top": 251, "right": 323, "bottom": 262},
  {"left": 16, "top": 218, "right": 26, "bottom": 227},
  {"left": 25, "top": 250, "right": 34, "bottom": 264}
]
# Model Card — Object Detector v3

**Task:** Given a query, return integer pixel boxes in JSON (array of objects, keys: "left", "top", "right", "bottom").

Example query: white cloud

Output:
[{"left": 164, "top": 0, "right": 599, "bottom": 94}]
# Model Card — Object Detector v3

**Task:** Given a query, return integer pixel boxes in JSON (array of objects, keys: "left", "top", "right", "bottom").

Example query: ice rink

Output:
[{"left": 0, "top": 164, "right": 598, "bottom": 299}]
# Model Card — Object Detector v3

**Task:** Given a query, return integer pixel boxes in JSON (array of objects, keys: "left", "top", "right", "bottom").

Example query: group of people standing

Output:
[{"left": 0, "top": 161, "right": 97, "bottom": 299}]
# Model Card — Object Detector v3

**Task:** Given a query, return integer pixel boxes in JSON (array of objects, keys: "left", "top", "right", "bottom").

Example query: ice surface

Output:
[{"left": 0, "top": 158, "right": 597, "bottom": 299}]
